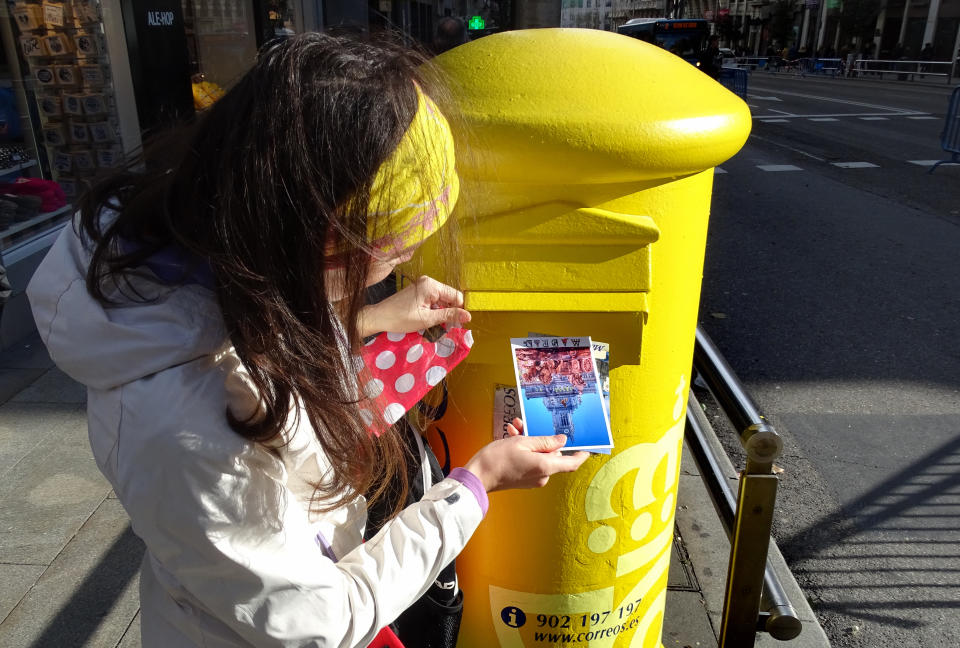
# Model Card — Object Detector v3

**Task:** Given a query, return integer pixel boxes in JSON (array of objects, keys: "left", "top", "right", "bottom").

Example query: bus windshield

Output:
[{"left": 617, "top": 19, "right": 710, "bottom": 62}]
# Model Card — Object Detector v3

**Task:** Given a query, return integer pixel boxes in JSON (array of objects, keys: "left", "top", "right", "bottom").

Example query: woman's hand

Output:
[
  {"left": 359, "top": 275, "right": 470, "bottom": 338},
  {"left": 464, "top": 418, "right": 591, "bottom": 492}
]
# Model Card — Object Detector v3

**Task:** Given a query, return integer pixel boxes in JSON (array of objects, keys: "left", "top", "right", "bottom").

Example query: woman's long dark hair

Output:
[{"left": 79, "top": 32, "right": 452, "bottom": 515}]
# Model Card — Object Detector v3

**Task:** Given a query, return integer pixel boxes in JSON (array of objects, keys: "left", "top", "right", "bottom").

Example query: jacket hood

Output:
[{"left": 28, "top": 223, "right": 228, "bottom": 391}]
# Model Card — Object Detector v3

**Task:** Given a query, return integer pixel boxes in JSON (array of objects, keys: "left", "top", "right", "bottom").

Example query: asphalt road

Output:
[{"left": 698, "top": 74, "right": 960, "bottom": 647}]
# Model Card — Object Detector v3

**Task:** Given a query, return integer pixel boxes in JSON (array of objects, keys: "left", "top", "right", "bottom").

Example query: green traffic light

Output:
[{"left": 468, "top": 15, "right": 485, "bottom": 30}]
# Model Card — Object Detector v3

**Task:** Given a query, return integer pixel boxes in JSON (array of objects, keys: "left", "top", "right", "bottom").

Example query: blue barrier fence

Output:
[{"left": 719, "top": 67, "right": 748, "bottom": 100}]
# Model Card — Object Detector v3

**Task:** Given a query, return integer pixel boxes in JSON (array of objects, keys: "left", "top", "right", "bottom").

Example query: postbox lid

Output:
[{"left": 434, "top": 28, "right": 751, "bottom": 184}]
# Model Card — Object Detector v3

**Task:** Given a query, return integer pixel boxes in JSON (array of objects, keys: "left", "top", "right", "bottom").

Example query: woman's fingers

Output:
[
  {"left": 547, "top": 451, "right": 591, "bottom": 473},
  {"left": 506, "top": 418, "right": 523, "bottom": 437},
  {"left": 420, "top": 306, "right": 471, "bottom": 329},
  {"left": 417, "top": 275, "right": 464, "bottom": 308}
]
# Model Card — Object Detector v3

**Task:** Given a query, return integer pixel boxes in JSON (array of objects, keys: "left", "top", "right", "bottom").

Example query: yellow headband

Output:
[{"left": 366, "top": 85, "right": 459, "bottom": 256}]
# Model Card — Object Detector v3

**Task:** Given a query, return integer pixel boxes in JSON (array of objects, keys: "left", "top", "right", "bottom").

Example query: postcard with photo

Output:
[{"left": 510, "top": 336, "right": 613, "bottom": 453}]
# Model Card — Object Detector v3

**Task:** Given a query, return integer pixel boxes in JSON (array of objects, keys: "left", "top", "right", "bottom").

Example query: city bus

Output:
[{"left": 616, "top": 18, "right": 711, "bottom": 64}]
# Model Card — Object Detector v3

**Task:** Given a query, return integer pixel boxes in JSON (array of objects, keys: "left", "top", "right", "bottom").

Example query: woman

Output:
[{"left": 28, "top": 33, "right": 588, "bottom": 647}]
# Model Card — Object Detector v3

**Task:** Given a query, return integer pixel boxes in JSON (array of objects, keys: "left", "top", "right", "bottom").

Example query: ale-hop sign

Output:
[{"left": 146, "top": 10, "right": 175, "bottom": 26}]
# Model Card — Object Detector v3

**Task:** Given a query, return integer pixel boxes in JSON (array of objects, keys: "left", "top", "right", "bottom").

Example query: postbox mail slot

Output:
[
  {"left": 458, "top": 206, "right": 659, "bottom": 292},
  {"left": 465, "top": 291, "right": 648, "bottom": 313},
  {"left": 462, "top": 246, "right": 651, "bottom": 292}
]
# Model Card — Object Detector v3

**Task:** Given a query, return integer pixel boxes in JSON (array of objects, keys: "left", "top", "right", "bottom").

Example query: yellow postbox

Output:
[{"left": 419, "top": 28, "right": 750, "bottom": 648}]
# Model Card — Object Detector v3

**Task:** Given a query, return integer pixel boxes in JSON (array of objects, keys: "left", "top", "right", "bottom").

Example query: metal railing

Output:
[
  {"left": 685, "top": 326, "right": 802, "bottom": 646},
  {"left": 852, "top": 59, "right": 956, "bottom": 84},
  {"left": 731, "top": 57, "right": 770, "bottom": 70},
  {"left": 735, "top": 56, "right": 841, "bottom": 76}
]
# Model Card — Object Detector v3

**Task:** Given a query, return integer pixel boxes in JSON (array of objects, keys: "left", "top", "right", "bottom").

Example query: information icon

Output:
[{"left": 500, "top": 606, "right": 526, "bottom": 628}]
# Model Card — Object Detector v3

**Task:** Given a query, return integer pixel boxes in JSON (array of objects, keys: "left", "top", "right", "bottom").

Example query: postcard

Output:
[{"left": 510, "top": 336, "right": 613, "bottom": 453}]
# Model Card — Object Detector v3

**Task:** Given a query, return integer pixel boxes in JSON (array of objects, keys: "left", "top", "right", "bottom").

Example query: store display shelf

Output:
[
  {"left": 0, "top": 203, "right": 71, "bottom": 240},
  {"left": 0, "top": 159, "right": 37, "bottom": 176}
]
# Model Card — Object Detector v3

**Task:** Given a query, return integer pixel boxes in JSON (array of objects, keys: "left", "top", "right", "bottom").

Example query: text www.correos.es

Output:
[{"left": 534, "top": 617, "right": 640, "bottom": 643}]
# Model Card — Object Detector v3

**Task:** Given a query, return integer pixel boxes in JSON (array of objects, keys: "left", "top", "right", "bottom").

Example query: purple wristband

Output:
[{"left": 449, "top": 467, "right": 489, "bottom": 517}]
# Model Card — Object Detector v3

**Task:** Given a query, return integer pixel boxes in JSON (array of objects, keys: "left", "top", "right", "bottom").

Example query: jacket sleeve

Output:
[{"left": 121, "top": 414, "right": 484, "bottom": 648}]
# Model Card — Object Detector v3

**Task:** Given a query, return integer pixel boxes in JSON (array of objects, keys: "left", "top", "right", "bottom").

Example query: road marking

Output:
[
  {"left": 759, "top": 119, "right": 789, "bottom": 123},
  {"left": 757, "top": 164, "right": 803, "bottom": 172},
  {"left": 810, "top": 117, "right": 839, "bottom": 121},
  {"left": 908, "top": 160, "right": 956, "bottom": 166},
  {"left": 831, "top": 162, "right": 879, "bottom": 168},
  {"left": 906, "top": 116, "right": 939, "bottom": 120},
  {"left": 859, "top": 116, "right": 889, "bottom": 120},
  {"left": 749, "top": 133, "right": 827, "bottom": 161},
  {"left": 755, "top": 112, "right": 927, "bottom": 119},
  {"left": 714, "top": 167, "right": 728, "bottom": 174},
  {"left": 767, "top": 108, "right": 795, "bottom": 115},
  {"left": 748, "top": 86, "right": 921, "bottom": 113},
  {"left": 750, "top": 95, "right": 783, "bottom": 101}
]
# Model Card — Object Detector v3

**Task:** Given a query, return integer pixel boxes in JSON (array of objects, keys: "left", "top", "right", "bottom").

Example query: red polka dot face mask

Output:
[{"left": 355, "top": 326, "right": 473, "bottom": 436}]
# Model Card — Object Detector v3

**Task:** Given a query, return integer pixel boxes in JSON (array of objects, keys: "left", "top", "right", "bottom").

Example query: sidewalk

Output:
[{"left": 0, "top": 331, "right": 829, "bottom": 647}]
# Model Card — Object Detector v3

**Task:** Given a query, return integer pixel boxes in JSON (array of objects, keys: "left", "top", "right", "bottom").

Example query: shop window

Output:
[
  {"left": 181, "top": 0, "right": 259, "bottom": 110},
  {"left": 1, "top": 0, "right": 123, "bottom": 263}
]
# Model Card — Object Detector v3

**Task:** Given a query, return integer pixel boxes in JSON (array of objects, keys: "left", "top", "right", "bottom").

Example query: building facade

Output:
[
  {"left": 561, "top": 0, "right": 612, "bottom": 30},
  {"left": 609, "top": 0, "right": 664, "bottom": 28}
]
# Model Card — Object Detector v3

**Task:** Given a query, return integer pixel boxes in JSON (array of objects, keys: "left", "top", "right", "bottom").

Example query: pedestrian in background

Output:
[
  {"left": 699, "top": 36, "right": 721, "bottom": 79},
  {"left": 433, "top": 16, "right": 467, "bottom": 55},
  {"left": 27, "top": 32, "right": 588, "bottom": 648}
]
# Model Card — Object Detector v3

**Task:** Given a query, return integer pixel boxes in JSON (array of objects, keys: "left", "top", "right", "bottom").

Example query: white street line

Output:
[
  {"left": 714, "top": 167, "right": 728, "bottom": 174},
  {"left": 906, "top": 116, "right": 939, "bottom": 120},
  {"left": 755, "top": 112, "right": 926, "bottom": 120},
  {"left": 810, "top": 117, "right": 839, "bottom": 121},
  {"left": 831, "top": 162, "right": 879, "bottom": 168},
  {"left": 859, "top": 116, "right": 889, "bottom": 120},
  {"left": 908, "top": 160, "right": 955, "bottom": 166},
  {"left": 757, "top": 164, "right": 803, "bottom": 172},
  {"left": 750, "top": 95, "right": 783, "bottom": 101},
  {"left": 767, "top": 108, "right": 795, "bottom": 115},
  {"left": 749, "top": 133, "right": 827, "bottom": 162},
  {"left": 748, "top": 86, "right": 920, "bottom": 113},
  {"left": 759, "top": 119, "right": 789, "bottom": 123}
]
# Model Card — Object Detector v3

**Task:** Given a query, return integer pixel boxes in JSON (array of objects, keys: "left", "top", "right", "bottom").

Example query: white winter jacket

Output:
[{"left": 27, "top": 224, "right": 485, "bottom": 648}]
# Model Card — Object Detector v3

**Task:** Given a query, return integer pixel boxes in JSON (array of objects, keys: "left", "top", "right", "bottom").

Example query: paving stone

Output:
[
  {"left": 0, "top": 499, "right": 143, "bottom": 648},
  {"left": 0, "top": 295, "right": 42, "bottom": 354},
  {"left": 116, "top": 612, "right": 141, "bottom": 648},
  {"left": 663, "top": 590, "right": 717, "bottom": 647},
  {"left": 13, "top": 368, "right": 87, "bottom": 405},
  {"left": 675, "top": 474, "right": 731, "bottom": 625},
  {"left": 0, "top": 403, "right": 109, "bottom": 564},
  {"left": 0, "top": 402, "right": 86, "bottom": 480},
  {"left": 0, "top": 368, "right": 47, "bottom": 406},
  {"left": 0, "top": 332, "right": 53, "bottom": 371},
  {"left": 668, "top": 533, "right": 698, "bottom": 591},
  {"left": 0, "top": 564, "right": 44, "bottom": 624}
]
